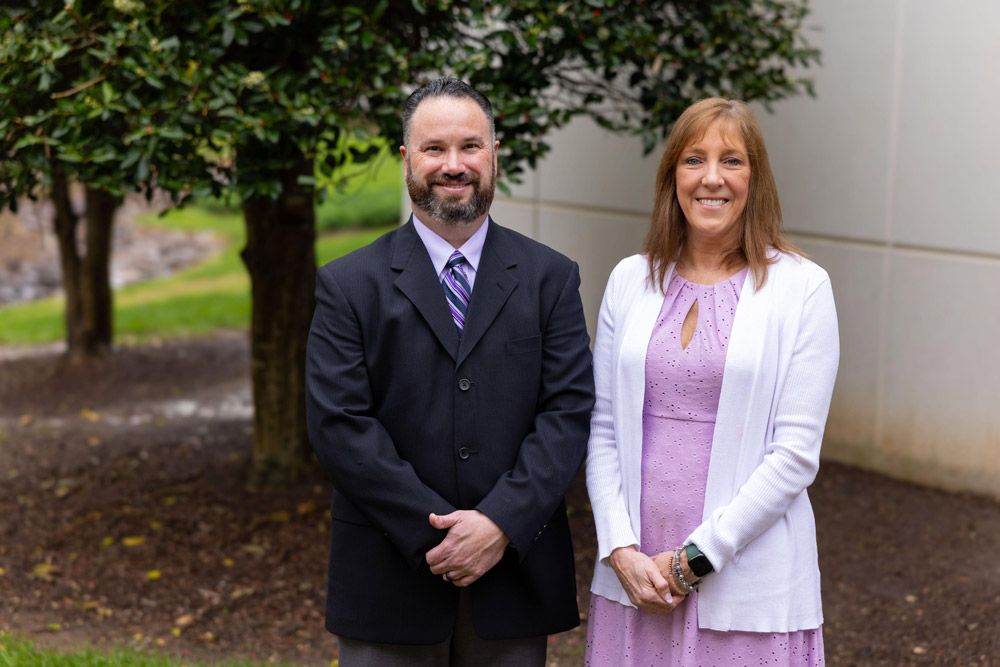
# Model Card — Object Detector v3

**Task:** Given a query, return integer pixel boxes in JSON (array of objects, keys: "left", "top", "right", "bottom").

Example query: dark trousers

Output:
[{"left": 336, "top": 589, "right": 547, "bottom": 667}]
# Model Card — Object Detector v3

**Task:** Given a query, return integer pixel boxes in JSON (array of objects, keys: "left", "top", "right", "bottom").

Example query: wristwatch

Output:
[{"left": 684, "top": 544, "right": 714, "bottom": 578}]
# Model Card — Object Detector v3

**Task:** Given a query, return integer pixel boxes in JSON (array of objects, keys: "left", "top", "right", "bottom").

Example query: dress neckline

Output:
[{"left": 673, "top": 266, "right": 748, "bottom": 288}]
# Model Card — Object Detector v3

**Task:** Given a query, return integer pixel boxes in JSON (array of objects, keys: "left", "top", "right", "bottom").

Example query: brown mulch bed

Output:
[{"left": 0, "top": 332, "right": 997, "bottom": 666}]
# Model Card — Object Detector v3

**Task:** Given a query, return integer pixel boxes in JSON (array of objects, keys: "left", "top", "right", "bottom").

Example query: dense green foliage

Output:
[{"left": 1, "top": 0, "right": 819, "bottom": 206}]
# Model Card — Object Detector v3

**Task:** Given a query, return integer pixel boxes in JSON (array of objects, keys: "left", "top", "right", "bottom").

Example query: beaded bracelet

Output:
[
  {"left": 665, "top": 552, "right": 688, "bottom": 597},
  {"left": 672, "top": 546, "right": 696, "bottom": 594}
]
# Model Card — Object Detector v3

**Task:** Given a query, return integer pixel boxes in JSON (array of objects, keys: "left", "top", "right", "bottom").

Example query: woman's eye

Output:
[
  {"left": 683, "top": 157, "right": 701, "bottom": 166},
  {"left": 724, "top": 157, "right": 744, "bottom": 166}
]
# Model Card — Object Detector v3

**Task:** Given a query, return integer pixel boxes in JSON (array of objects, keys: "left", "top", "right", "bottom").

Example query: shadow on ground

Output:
[{"left": 0, "top": 332, "right": 997, "bottom": 666}]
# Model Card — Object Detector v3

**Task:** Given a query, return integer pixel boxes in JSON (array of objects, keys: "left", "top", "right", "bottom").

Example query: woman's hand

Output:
[
  {"left": 652, "top": 550, "right": 695, "bottom": 599},
  {"left": 608, "top": 546, "right": 682, "bottom": 614}
]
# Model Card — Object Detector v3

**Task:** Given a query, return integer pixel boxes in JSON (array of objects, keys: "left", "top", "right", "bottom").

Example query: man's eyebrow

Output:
[{"left": 419, "top": 135, "right": 486, "bottom": 146}]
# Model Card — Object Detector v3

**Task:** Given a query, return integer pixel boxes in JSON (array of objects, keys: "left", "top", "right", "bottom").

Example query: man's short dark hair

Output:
[{"left": 401, "top": 77, "right": 496, "bottom": 148}]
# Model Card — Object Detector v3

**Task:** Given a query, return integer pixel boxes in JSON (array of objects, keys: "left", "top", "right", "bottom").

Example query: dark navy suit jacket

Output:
[{"left": 305, "top": 217, "right": 595, "bottom": 643}]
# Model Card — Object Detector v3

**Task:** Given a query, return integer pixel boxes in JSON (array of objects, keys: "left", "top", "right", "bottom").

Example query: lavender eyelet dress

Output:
[{"left": 585, "top": 268, "right": 824, "bottom": 666}]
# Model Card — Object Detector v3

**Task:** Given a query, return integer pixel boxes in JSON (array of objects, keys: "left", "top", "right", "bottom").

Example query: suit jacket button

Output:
[
  {"left": 458, "top": 378, "right": 471, "bottom": 391},
  {"left": 458, "top": 447, "right": 471, "bottom": 460}
]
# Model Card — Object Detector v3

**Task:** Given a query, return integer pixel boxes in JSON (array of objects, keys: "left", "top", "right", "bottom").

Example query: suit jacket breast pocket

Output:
[{"left": 505, "top": 333, "right": 542, "bottom": 356}]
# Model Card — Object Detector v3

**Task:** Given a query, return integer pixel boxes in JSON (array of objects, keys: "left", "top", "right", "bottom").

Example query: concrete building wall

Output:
[{"left": 488, "top": 0, "right": 1000, "bottom": 495}]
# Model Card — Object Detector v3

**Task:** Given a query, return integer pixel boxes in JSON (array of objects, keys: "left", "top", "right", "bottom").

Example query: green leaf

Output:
[
  {"left": 90, "top": 151, "right": 117, "bottom": 164},
  {"left": 371, "top": 0, "right": 389, "bottom": 22},
  {"left": 137, "top": 155, "right": 150, "bottom": 181},
  {"left": 120, "top": 150, "right": 141, "bottom": 170},
  {"left": 349, "top": 145, "right": 379, "bottom": 164},
  {"left": 222, "top": 21, "right": 235, "bottom": 47},
  {"left": 13, "top": 135, "right": 43, "bottom": 150}
]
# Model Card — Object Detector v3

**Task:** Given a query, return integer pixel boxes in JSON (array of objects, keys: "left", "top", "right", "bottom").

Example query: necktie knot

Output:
[{"left": 447, "top": 252, "right": 467, "bottom": 270}]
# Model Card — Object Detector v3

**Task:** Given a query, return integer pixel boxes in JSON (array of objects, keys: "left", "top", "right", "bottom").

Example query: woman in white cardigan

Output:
[{"left": 584, "top": 99, "right": 839, "bottom": 666}]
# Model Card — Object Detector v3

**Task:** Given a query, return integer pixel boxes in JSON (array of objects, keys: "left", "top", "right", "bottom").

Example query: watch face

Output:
[{"left": 689, "top": 554, "right": 713, "bottom": 577}]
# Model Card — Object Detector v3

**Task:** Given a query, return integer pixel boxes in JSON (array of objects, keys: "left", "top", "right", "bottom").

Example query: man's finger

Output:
[
  {"left": 426, "top": 546, "right": 457, "bottom": 570},
  {"left": 449, "top": 572, "right": 480, "bottom": 588},
  {"left": 428, "top": 511, "right": 461, "bottom": 530},
  {"left": 425, "top": 533, "right": 457, "bottom": 568}
]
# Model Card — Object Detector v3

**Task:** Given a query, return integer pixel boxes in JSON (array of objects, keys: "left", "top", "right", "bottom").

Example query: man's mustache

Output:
[{"left": 430, "top": 174, "right": 478, "bottom": 186}]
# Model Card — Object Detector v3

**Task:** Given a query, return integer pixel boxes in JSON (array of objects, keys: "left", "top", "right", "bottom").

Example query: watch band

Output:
[{"left": 685, "top": 543, "right": 714, "bottom": 577}]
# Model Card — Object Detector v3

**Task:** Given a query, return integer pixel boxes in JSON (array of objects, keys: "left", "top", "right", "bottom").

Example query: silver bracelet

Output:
[{"left": 672, "top": 546, "right": 696, "bottom": 593}]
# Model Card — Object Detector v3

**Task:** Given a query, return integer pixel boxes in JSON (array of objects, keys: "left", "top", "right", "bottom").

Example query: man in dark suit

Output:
[{"left": 305, "top": 78, "right": 595, "bottom": 665}]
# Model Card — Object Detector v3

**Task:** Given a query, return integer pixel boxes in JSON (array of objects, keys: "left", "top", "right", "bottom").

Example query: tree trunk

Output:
[
  {"left": 49, "top": 167, "right": 116, "bottom": 361},
  {"left": 240, "top": 155, "right": 317, "bottom": 483},
  {"left": 81, "top": 186, "right": 115, "bottom": 352},
  {"left": 50, "top": 166, "right": 88, "bottom": 359}
]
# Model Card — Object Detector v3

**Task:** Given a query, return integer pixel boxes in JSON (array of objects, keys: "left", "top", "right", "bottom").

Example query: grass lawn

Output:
[
  {"left": 0, "top": 202, "right": 394, "bottom": 345},
  {"left": 0, "top": 633, "right": 303, "bottom": 667}
]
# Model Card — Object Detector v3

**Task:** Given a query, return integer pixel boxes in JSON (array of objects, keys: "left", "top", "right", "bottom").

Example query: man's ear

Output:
[{"left": 400, "top": 145, "right": 408, "bottom": 178}]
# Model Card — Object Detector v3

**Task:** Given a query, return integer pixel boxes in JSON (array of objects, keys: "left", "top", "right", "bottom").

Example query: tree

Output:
[
  {"left": 0, "top": 7, "right": 122, "bottom": 359},
  {"left": 1, "top": 0, "right": 819, "bottom": 479},
  {"left": 0, "top": 2, "right": 219, "bottom": 359}
]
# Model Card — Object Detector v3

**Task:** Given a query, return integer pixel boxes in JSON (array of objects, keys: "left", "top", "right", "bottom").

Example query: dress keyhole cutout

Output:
[{"left": 681, "top": 298, "right": 699, "bottom": 350}]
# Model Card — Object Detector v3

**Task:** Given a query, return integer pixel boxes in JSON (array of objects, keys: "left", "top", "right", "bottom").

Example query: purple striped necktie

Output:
[{"left": 442, "top": 251, "right": 471, "bottom": 337}]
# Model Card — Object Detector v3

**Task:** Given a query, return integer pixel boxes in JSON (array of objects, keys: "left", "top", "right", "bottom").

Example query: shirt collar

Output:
[{"left": 411, "top": 213, "right": 489, "bottom": 277}]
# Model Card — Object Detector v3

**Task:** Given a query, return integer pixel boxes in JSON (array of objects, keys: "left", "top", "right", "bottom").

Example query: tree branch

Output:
[{"left": 51, "top": 74, "right": 107, "bottom": 99}]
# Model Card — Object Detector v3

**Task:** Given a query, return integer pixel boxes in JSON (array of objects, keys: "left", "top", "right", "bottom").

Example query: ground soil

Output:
[{"left": 0, "top": 333, "right": 997, "bottom": 666}]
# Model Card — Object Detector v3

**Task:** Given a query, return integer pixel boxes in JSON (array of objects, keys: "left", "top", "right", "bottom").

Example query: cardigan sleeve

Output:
[
  {"left": 686, "top": 275, "right": 840, "bottom": 572},
  {"left": 586, "top": 265, "right": 641, "bottom": 562}
]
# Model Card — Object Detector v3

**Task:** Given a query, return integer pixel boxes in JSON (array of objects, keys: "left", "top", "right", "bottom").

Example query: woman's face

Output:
[{"left": 675, "top": 120, "right": 750, "bottom": 247}]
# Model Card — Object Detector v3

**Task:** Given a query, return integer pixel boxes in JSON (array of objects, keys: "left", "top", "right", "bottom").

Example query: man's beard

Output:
[{"left": 406, "top": 162, "right": 495, "bottom": 227}]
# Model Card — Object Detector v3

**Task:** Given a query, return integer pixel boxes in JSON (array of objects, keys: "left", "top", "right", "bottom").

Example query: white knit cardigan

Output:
[{"left": 586, "top": 251, "right": 840, "bottom": 632}]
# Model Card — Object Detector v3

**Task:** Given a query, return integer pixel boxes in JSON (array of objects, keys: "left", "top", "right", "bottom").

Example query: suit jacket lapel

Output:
[
  {"left": 457, "top": 223, "right": 517, "bottom": 367},
  {"left": 392, "top": 219, "right": 459, "bottom": 362}
]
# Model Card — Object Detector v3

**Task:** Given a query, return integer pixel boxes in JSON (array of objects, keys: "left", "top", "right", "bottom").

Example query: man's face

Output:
[{"left": 401, "top": 96, "right": 499, "bottom": 227}]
